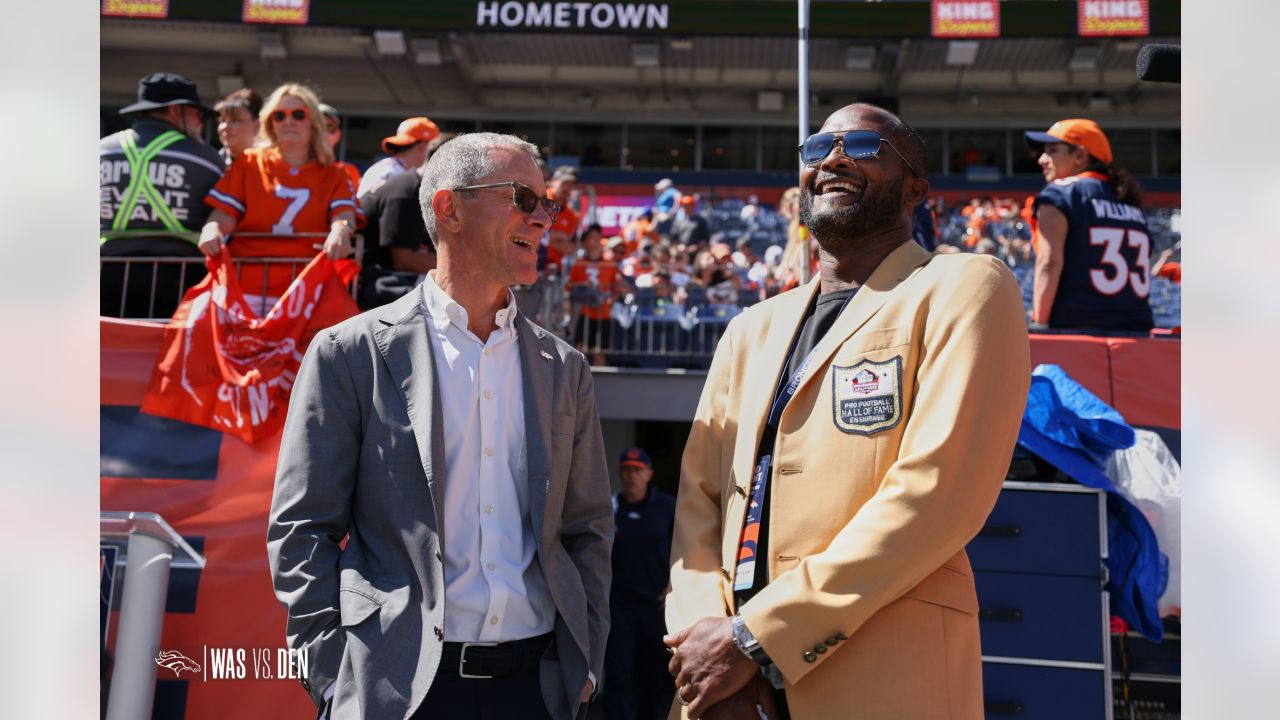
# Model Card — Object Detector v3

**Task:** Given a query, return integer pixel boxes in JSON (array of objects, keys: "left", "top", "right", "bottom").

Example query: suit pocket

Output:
[
  {"left": 338, "top": 587, "right": 382, "bottom": 627},
  {"left": 901, "top": 564, "right": 979, "bottom": 615},
  {"left": 832, "top": 327, "right": 908, "bottom": 359}
]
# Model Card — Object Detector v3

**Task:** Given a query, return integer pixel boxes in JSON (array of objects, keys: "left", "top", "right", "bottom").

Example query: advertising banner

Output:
[
  {"left": 243, "top": 0, "right": 309, "bottom": 25},
  {"left": 102, "top": 0, "right": 168, "bottom": 19},
  {"left": 931, "top": 0, "right": 1000, "bottom": 38},
  {"left": 102, "top": 318, "right": 313, "bottom": 719},
  {"left": 1078, "top": 0, "right": 1150, "bottom": 37},
  {"left": 593, "top": 195, "right": 653, "bottom": 237}
]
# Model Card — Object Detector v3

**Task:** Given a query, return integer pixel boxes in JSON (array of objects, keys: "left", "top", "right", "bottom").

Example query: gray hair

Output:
[{"left": 419, "top": 132, "right": 542, "bottom": 238}]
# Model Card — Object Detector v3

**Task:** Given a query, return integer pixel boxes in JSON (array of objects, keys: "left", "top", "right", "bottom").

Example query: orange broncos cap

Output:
[
  {"left": 382, "top": 116, "right": 440, "bottom": 153},
  {"left": 1024, "top": 119, "right": 1112, "bottom": 165}
]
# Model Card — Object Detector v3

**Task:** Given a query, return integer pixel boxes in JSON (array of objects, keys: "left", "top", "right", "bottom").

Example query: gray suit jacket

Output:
[{"left": 267, "top": 288, "right": 614, "bottom": 720}]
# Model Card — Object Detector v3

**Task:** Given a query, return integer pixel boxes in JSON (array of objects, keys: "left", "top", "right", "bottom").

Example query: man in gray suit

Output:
[{"left": 267, "top": 133, "right": 613, "bottom": 720}]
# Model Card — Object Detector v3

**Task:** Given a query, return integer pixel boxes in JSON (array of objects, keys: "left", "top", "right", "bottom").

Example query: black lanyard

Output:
[{"left": 765, "top": 290, "right": 855, "bottom": 432}]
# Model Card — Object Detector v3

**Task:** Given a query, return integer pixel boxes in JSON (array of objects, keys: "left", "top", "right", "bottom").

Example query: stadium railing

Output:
[{"left": 100, "top": 232, "right": 364, "bottom": 321}]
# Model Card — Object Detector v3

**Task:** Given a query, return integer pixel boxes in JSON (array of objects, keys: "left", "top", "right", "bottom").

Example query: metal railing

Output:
[
  {"left": 100, "top": 232, "right": 364, "bottom": 321},
  {"left": 99, "top": 241, "right": 738, "bottom": 367},
  {"left": 522, "top": 259, "right": 748, "bottom": 368}
]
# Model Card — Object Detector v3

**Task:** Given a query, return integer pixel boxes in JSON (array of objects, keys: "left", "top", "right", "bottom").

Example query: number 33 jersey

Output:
[
  {"left": 204, "top": 147, "right": 361, "bottom": 261},
  {"left": 1034, "top": 171, "right": 1154, "bottom": 331}
]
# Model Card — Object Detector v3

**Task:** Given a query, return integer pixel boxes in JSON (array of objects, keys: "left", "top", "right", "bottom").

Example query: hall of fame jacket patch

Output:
[{"left": 831, "top": 356, "right": 904, "bottom": 435}]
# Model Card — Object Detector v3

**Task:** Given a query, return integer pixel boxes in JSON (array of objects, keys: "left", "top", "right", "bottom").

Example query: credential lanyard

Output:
[{"left": 733, "top": 290, "right": 854, "bottom": 595}]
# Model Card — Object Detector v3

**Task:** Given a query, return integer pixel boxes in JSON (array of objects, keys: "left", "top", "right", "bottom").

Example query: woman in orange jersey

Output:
[{"left": 199, "top": 82, "right": 361, "bottom": 305}]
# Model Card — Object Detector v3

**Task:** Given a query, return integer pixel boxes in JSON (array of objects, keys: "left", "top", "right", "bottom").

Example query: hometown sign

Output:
[{"left": 476, "top": 2, "right": 670, "bottom": 30}]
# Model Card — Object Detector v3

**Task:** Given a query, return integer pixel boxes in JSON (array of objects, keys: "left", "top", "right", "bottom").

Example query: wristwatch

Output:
[{"left": 731, "top": 614, "right": 772, "bottom": 667}]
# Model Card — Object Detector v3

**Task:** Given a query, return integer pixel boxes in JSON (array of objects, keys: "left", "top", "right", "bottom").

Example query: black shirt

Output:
[
  {"left": 359, "top": 168, "right": 433, "bottom": 270},
  {"left": 736, "top": 287, "right": 857, "bottom": 608},
  {"left": 611, "top": 487, "right": 677, "bottom": 604}
]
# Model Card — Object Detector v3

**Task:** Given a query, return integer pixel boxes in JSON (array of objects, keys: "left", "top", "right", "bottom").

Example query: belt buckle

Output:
[{"left": 458, "top": 641, "right": 498, "bottom": 679}]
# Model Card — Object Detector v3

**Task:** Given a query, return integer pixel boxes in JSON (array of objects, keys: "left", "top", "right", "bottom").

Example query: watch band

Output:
[{"left": 731, "top": 615, "right": 772, "bottom": 667}]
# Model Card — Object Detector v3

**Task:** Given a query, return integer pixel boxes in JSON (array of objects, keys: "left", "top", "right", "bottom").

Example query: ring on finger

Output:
[{"left": 678, "top": 684, "right": 692, "bottom": 706}]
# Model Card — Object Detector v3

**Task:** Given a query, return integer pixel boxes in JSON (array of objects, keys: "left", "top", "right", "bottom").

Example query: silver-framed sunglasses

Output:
[{"left": 798, "top": 130, "right": 921, "bottom": 177}]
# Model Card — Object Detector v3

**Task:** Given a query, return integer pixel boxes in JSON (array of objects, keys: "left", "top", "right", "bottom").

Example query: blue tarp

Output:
[{"left": 1017, "top": 364, "right": 1169, "bottom": 642}]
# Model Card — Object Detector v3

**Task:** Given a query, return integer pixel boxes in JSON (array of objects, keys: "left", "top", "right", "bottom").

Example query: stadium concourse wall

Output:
[{"left": 100, "top": 318, "right": 1178, "bottom": 718}]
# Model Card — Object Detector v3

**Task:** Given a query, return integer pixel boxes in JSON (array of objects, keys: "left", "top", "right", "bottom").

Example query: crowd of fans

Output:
[
  {"left": 101, "top": 72, "right": 1181, "bottom": 349},
  {"left": 100, "top": 73, "right": 435, "bottom": 317}
]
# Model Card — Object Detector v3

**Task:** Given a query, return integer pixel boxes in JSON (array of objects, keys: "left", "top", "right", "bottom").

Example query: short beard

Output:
[{"left": 799, "top": 177, "right": 905, "bottom": 250}]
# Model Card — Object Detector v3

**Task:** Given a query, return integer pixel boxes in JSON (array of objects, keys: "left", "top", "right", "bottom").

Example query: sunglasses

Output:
[
  {"left": 453, "top": 181, "right": 560, "bottom": 223},
  {"left": 798, "top": 130, "right": 921, "bottom": 177},
  {"left": 270, "top": 108, "right": 309, "bottom": 123}
]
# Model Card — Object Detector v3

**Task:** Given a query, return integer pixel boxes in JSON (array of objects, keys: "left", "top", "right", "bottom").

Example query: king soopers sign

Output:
[{"left": 476, "top": 2, "right": 670, "bottom": 30}]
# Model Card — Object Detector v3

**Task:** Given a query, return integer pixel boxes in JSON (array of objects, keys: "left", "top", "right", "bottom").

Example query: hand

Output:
[
  {"left": 579, "top": 679, "right": 592, "bottom": 704},
  {"left": 664, "top": 617, "right": 758, "bottom": 719},
  {"left": 198, "top": 223, "right": 225, "bottom": 257},
  {"left": 702, "top": 677, "right": 779, "bottom": 720},
  {"left": 324, "top": 223, "right": 353, "bottom": 260}
]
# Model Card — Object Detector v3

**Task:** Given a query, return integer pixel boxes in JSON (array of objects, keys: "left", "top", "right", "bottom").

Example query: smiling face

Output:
[
  {"left": 798, "top": 105, "right": 917, "bottom": 249},
  {"left": 1038, "top": 142, "right": 1088, "bottom": 182},
  {"left": 454, "top": 147, "right": 550, "bottom": 288}
]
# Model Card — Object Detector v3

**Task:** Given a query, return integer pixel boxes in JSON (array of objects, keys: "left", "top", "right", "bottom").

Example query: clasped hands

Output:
[{"left": 663, "top": 617, "right": 778, "bottom": 720}]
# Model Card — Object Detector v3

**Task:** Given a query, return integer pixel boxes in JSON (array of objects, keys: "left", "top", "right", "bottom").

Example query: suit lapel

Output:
[
  {"left": 788, "top": 241, "right": 932, "bottom": 403},
  {"left": 736, "top": 281, "right": 819, "bottom": 474},
  {"left": 372, "top": 290, "right": 446, "bottom": 532},
  {"left": 516, "top": 316, "right": 553, "bottom": 550}
]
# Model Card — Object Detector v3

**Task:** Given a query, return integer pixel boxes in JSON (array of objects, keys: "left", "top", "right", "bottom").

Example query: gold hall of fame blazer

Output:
[{"left": 666, "top": 240, "right": 1031, "bottom": 719}]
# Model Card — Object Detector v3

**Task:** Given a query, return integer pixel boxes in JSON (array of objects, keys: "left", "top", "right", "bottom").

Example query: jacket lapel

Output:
[
  {"left": 736, "top": 281, "right": 819, "bottom": 477},
  {"left": 787, "top": 241, "right": 933, "bottom": 404},
  {"left": 372, "top": 290, "right": 446, "bottom": 532},
  {"left": 516, "top": 316, "right": 553, "bottom": 550}
]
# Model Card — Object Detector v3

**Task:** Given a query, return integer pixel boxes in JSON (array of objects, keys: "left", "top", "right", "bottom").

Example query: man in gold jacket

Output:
[{"left": 664, "top": 103, "right": 1030, "bottom": 720}]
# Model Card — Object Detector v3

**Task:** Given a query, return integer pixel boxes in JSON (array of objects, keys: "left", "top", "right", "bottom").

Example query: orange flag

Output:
[{"left": 142, "top": 250, "right": 360, "bottom": 444}]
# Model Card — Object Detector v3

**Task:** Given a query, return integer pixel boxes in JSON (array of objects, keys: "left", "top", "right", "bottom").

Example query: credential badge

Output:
[{"left": 831, "top": 356, "right": 903, "bottom": 435}]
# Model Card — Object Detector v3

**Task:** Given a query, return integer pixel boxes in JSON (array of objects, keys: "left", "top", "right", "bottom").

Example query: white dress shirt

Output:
[{"left": 419, "top": 272, "right": 556, "bottom": 643}]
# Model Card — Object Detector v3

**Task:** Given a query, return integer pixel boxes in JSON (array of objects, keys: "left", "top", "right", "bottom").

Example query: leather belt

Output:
[{"left": 440, "top": 633, "right": 553, "bottom": 679}]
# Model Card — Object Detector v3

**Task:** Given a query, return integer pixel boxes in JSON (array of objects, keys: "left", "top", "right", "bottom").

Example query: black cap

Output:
[{"left": 119, "top": 73, "right": 213, "bottom": 115}]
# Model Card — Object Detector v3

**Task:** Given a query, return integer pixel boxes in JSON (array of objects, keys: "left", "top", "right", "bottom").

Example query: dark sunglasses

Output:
[
  {"left": 453, "top": 181, "right": 560, "bottom": 223},
  {"left": 798, "top": 130, "right": 921, "bottom": 177},
  {"left": 270, "top": 108, "right": 309, "bottom": 123}
]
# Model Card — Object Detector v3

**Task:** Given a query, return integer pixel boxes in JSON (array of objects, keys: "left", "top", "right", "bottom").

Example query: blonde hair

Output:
[{"left": 258, "top": 83, "right": 334, "bottom": 166}]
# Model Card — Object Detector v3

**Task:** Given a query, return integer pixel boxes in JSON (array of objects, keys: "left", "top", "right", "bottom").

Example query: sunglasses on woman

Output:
[
  {"left": 270, "top": 108, "right": 309, "bottom": 123},
  {"left": 798, "top": 130, "right": 921, "bottom": 177},
  {"left": 453, "top": 181, "right": 561, "bottom": 223}
]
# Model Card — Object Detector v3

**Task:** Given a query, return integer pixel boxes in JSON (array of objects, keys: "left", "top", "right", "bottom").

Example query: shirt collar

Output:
[{"left": 421, "top": 271, "right": 520, "bottom": 339}]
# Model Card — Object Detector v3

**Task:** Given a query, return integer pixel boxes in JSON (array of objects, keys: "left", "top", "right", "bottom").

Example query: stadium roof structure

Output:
[{"left": 102, "top": 3, "right": 1179, "bottom": 128}]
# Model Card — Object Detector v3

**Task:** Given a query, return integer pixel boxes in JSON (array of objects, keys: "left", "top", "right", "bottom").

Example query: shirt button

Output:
[
  {"left": 803, "top": 651, "right": 817, "bottom": 663},
  {"left": 485, "top": 447, "right": 495, "bottom": 457},
  {"left": 484, "top": 505, "right": 494, "bottom": 514},
  {"left": 484, "top": 390, "right": 493, "bottom": 400},
  {"left": 490, "top": 615, "right": 499, "bottom": 625},
  {"left": 487, "top": 562, "right": 496, "bottom": 571}
]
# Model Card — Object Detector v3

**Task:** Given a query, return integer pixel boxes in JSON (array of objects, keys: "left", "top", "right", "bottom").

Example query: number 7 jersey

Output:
[
  {"left": 1034, "top": 171, "right": 1154, "bottom": 331},
  {"left": 205, "top": 146, "right": 362, "bottom": 261}
]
